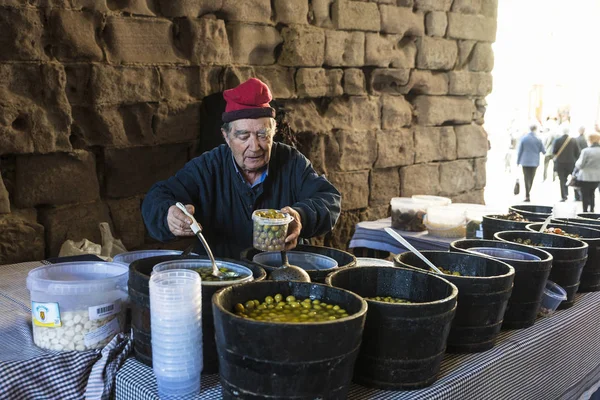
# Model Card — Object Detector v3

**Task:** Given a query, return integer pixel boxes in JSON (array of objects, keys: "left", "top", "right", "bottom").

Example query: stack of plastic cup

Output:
[{"left": 149, "top": 270, "right": 203, "bottom": 398}]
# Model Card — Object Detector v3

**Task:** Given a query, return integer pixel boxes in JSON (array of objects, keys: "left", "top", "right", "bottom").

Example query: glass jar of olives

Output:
[{"left": 252, "top": 209, "right": 294, "bottom": 252}]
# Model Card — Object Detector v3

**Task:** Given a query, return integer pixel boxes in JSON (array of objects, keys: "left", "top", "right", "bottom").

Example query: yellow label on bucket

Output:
[{"left": 32, "top": 302, "right": 62, "bottom": 327}]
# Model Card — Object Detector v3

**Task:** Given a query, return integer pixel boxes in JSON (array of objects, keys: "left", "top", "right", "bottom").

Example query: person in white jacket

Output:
[{"left": 575, "top": 133, "right": 600, "bottom": 212}]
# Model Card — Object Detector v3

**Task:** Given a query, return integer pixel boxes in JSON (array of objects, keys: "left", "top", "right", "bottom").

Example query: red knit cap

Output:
[{"left": 222, "top": 78, "right": 276, "bottom": 123}]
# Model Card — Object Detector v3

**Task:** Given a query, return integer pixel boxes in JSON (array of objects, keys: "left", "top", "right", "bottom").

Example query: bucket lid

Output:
[
  {"left": 26, "top": 262, "right": 128, "bottom": 295},
  {"left": 113, "top": 250, "right": 190, "bottom": 266},
  {"left": 467, "top": 247, "right": 542, "bottom": 261},
  {"left": 252, "top": 251, "right": 338, "bottom": 271}
]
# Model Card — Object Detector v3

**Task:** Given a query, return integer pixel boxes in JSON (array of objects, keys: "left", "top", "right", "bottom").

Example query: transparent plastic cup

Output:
[
  {"left": 252, "top": 209, "right": 294, "bottom": 251},
  {"left": 538, "top": 280, "right": 567, "bottom": 317},
  {"left": 156, "top": 375, "right": 201, "bottom": 398}
]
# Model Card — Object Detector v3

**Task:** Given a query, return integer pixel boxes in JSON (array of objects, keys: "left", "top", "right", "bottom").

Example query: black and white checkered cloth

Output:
[
  {"left": 115, "top": 291, "right": 600, "bottom": 400},
  {"left": 0, "top": 259, "right": 132, "bottom": 400}
]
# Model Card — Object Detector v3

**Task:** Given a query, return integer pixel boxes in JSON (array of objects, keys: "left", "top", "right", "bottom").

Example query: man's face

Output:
[{"left": 222, "top": 117, "right": 275, "bottom": 172}]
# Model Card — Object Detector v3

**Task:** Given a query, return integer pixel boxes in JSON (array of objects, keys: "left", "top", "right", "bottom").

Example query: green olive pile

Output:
[
  {"left": 193, "top": 267, "right": 248, "bottom": 282},
  {"left": 253, "top": 210, "right": 289, "bottom": 251},
  {"left": 544, "top": 227, "right": 580, "bottom": 238},
  {"left": 234, "top": 294, "right": 349, "bottom": 322},
  {"left": 513, "top": 238, "right": 544, "bottom": 247},
  {"left": 496, "top": 211, "right": 528, "bottom": 222},
  {"left": 438, "top": 267, "right": 462, "bottom": 276},
  {"left": 365, "top": 296, "right": 413, "bottom": 304}
]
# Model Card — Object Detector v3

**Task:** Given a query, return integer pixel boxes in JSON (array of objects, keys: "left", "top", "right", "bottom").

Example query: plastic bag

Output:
[
  {"left": 513, "top": 179, "right": 520, "bottom": 195},
  {"left": 58, "top": 222, "right": 127, "bottom": 261}
]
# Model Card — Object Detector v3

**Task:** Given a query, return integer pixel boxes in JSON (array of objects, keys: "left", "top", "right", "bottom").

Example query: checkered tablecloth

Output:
[{"left": 116, "top": 291, "right": 600, "bottom": 400}]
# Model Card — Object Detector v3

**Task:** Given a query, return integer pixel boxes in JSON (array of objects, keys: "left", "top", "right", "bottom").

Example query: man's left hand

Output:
[{"left": 281, "top": 206, "right": 302, "bottom": 251}]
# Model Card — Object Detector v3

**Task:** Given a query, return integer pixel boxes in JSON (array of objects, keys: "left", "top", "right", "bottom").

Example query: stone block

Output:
[
  {"left": 154, "top": 102, "right": 202, "bottom": 144},
  {"left": 157, "top": 0, "right": 222, "bottom": 17},
  {"left": 400, "top": 163, "right": 440, "bottom": 197},
  {"left": 104, "top": 17, "right": 183, "bottom": 64},
  {"left": 222, "top": 0, "right": 272, "bottom": 24},
  {"left": 0, "top": 175, "right": 9, "bottom": 214},
  {"left": 227, "top": 23, "right": 282, "bottom": 65},
  {"left": 324, "top": 130, "right": 377, "bottom": 171},
  {"left": 376, "top": 129, "right": 414, "bottom": 168},
  {"left": 439, "top": 159, "right": 474, "bottom": 195},
  {"left": 451, "top": 0, "right": 482, "bottom": 14},
  {"left": 344, "top": 69, "right": 366, "bottom": 95},
  {"left": 70, "top": 0, "right": 110, "bottom": 11},
  {"left": 0, "top": 212, "right": 45, "bottom": 263},
  {"left": 179, "top": 17, "right": 231, "bottom": 65},
  {"left": 370, "top": 168, "right": 400, "bottom": 206},
  {"left": 107, "top": 196, "right": 146, "bottom": 249},
  {"left": 365, "top": 33, "right": 417, "bottom": 68},
  {"left": 382, "top": 95, "right": 412, "bottom": 130},
  {"left": 71, "top": 103, "right": 157, "bottom": 147},
  {"left": 401, "top": 70, "right": 448, "bottom": 95},
  {"left": 325, "top": 96, "right": 380, "bottom": 131},
  {"left": 398, "top": 0, "right": 414, "bottom": 6},
  {"left": 452, "top": 189, "right": 484, "bottom": 204},
  {"left": 311, "top": 0, "right": 334, "bottom": 28},
  {"left": 64, "top": 64, "right": 91, "bottom": 106},
  {"left": 48, "top": 10, "right": 103, "bottom": 61},
  {"left": 425, "top": 11, "right": 447, "bottom": 37},
  {"left": 14, "top": 151, "right": 100, "bottom": 208},
  {"left": 326, "top": 209, "right": 360, "bottom": 249},
  {"left": 447, "top": 13, "right": 497, "bottom": 42},
  {"left": 379, "top": 5, "right": 424, "bottom": 36},
  {"left": 90, "top": 65, "right": 161, "bottom": 105},
  {"left": 104, "top": 143, "right": 190, "bottom": 198},
  {"left": 412, "top": 95, "right": 474, "bottom": 126},
  {"left": 325, "top": 30, "right": 364, "bottom": 67},
  {"left": 416, "top": 36, "right": 458, "bottom": 70},
  {"left": 369, "top": 68, "right": 411, "bottom": 95},
  {"left": 448, "top": 71, "right": 493, "bottom": 96},
  {"left": 296, "top": 68, "right": 343, "bottom": 98},
  {"left": 456, "top": 123, "right": 488, "bottom": 158},
  {"left": 474, "top": 97, "right": 487, "bottom": 125},
  {"left": 39, "top": 201, "right": 113, "bottom": 257},
  {"left": 481, "top": 0, "right": 498, "bottom": 17},
  {"left": 332, "top": 0, "right": 380, "bottom": 31},
  {"left": 364, "top": 204, "right": 390, "bottom": 222},
  {"left": 328, "top": 170, "right": 370, "bottom": 210},
  {"left": 279, "top": 25, "right": 325, "bottom": 67},
  {"left": 414, "top": 0, "right": 452, "bottom": 11},
  {"left": 106, "top": 0, "right": 156, "bottom": 15},
  {"left": 0, "top": 8, "right": 45, "bottom": 61},
  {"left": 160, "top": 67, "right": 201, "bottom": 102},
  {"left": 295, "top": 131, "right": 325, "bottom": 174},
  {"left": 199, "top": 66, "right": 224, "bottom": 97},
  {"left": 474, "top": 157, "right": 486, "bottom": 189},
  {"left": 285, "top": 100, "right": 332, "bottom": 133},
  {"left": 224, "top": 66, "right": 295, "bottom": 99},
  {"left": 0, "top": 64, "right": 72, "bottom": 155},
  {"left": 274, "top": 0, "right": 309, "bottom": 24},
  {"left": 456, "top": 40, "right": 476, "bottom": 69},
  {"left": 470, "top": 42, "right": 494, "bottom": 72},
  {"left": 414, "top": 126, "right": 456, "bottom": 163}
]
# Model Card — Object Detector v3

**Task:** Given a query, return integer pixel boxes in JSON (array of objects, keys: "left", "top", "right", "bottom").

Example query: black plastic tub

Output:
[
  {"left": 553, "top": 217, "right": 600, "bottom": 228},
  {"left": 509, "top": 205, "right": 553, "bottom": 222},
  {"left": 481, "top": 215, "right": 531, "bottom": 240},
  {"left": 450, "top": 239, "right": 553, "bottom": 329},
  {"left": 325, "top": 266, "right": 457, "bottom": 390},
  {"left": 212, "top": 281, "right": 367, "bottom": 399},
  {"left": 240, "top": 244, "right": 357, "bottom": 283},
  {"left": 526, "top": 223, "right": 600, "bottom": 292},
  {"left": 494, "top": 231, "right": 588, "bottom": 309},
  {"left": 128, "top": 255, "right": 266, "bottom": 372},
  {"left": 577, "top": 213, "right": 600, "bottom": 220},
  {"left": 395, "top": 251, "right": 514, "bottom": 353}
]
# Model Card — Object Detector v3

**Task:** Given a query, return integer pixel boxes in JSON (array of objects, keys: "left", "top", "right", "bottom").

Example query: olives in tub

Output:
[
  {"left": 193, "top": 267, "right": 249, "bottom": 282},
  {"left": 252, "top": 209, "right": 294, "bottom": 251},
  {"left": 234, "top": 294, "right": 349, "bottom": 322}
]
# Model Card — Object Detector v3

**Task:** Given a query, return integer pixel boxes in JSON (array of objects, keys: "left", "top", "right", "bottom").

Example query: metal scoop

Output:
[
  {"left": 539, "top": 215, "right": 553, "bottom": 233},
  {"left": 269, "top": 250, "right": 311, "bottom": 282},
  {"left": 175, "top": 202, "right": 239, "bottom": 279},
  {"left": 384, "top": 227, "right": 444, "bottom": 274}
]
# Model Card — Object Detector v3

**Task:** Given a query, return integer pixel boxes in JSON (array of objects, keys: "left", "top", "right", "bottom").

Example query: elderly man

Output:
[
  {"left": 553, "top": 125, "right": 581, "bottom": 202},
  {"left": 516, "top": 124, "right": 545, "bottom": 202},
  {"left": 141, "top": 78, "right": 341, "bottom": 259}
]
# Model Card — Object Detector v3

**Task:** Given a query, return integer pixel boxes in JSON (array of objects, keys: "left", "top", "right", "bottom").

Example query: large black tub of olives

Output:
[
  {"left": 450, "top": 239, "right": 552, "bottom": 329},
  {"left": 212, "top": 281, "right": 367, "bottom": 399},
  {"left": 527, "top": 223, "right": 600, "bottom": 293},
  {"left": 128, "top": 255, "right": 266, "bottom": 372},
  {"left": 508, "top": 205, "right": 553, "bottom": 222},
  {"left": 325, "top": 266, "right": 457, "bottom": 390},
  {"left": 482, "top": 214, "right": 531, "bottom": 240},
  {"left": 494, "top": 231, "right": 588, "bottom": 309},
  {"left": 240, "top": 244, "right": 357, "bottom": 283},
  {"left": 577, "top": 213, "right": 600, "bottom": 220},
  {"left": 395, "top": 251, "right": 514, "bottom": 353}
]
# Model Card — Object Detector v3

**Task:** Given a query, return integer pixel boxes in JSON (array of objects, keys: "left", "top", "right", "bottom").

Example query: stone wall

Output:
[{"left": 0, "top": 0, "right": 497, "bottom": 263}]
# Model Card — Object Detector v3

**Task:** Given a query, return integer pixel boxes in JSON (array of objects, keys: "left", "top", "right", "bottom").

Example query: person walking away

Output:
[
  {"left": 516, "top": 125, "right": 545, "bottom": 202},
  {"left": 574, "top": 132, "right": 600, "bottom": 212},
  {"left": 574, "top": 126, "right": 588, "bottom": 201},
  {"left": 553, "top": 126, "right": 581, "bottom": 202}
]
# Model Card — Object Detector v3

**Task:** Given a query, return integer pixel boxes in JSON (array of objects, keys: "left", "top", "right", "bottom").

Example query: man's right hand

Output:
[{"left": 167, "top": 204, "right": 198, "bottom": 237}]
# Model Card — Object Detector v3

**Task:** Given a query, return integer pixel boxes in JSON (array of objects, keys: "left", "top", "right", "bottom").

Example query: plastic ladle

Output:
[
  {"left": 384, "top": 227, "right": 444, "bottom": 274},
  {"left": 539, "top": 215, "right": 552, "bottom": 233},
  {"left": 175, "top": 202, "right": 239, "bottom": 279},
  {"left": 269, "top": 250, "right": 311, "bottom": 282}
]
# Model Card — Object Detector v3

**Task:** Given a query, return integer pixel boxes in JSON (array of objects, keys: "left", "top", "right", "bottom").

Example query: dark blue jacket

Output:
[
  {"left": 517, "top": 132, "right": 545, "bottom": 167},
  {"left": 141, "top": 143, "right": 341, "bottom": 259}
]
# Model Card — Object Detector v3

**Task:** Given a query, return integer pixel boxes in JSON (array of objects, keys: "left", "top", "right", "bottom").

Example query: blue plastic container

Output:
[
  {"left": 538, "top": 281, "right": 567, "bottom": 317},
  {"left": 467, "top": 247, "right": 542, "bottom": 262}
]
